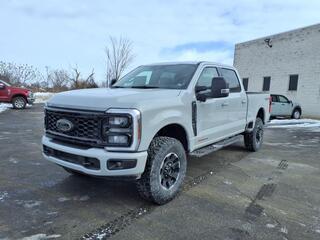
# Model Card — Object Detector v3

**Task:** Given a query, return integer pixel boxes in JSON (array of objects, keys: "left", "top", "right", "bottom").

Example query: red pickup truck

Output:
[{"left": 0, "top": 80, "right": 35, "bottom": 109}]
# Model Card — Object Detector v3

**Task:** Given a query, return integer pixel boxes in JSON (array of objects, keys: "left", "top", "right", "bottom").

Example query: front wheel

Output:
[
  {"left": 244, "top": 118, "right": 264, "bottom": 152},
  {"left": 12, "top": 96, "right": 27, "bottom": 109},
  {"left": 136, "top": 137, "right": 187, "bottom": 205},
  {"left": 292, "top": 109, "right": 301, "bottom": 119}
]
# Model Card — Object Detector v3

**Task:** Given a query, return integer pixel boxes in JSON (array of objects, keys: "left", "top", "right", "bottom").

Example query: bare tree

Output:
[
  {"left": 105, "top": 36, "right": 135, "bottom": 86},
  {"left": 46, "top": 69, "right": 70, "bottom": 92},
  {"left": 0, "top": 61, "right": 41, "bottom": 86},
  {"left": 69, "top": 66, "right": 97, "bottom": 89}
]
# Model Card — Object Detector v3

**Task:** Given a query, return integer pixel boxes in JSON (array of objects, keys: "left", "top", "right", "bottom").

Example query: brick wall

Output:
[{"left": 234, "top": 24, "right": 320, "bottom": 117}]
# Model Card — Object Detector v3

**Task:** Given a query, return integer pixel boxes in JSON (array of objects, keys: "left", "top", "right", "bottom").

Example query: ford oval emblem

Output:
[{"left": 56, "top": 119, "right": 74, "bottom": 132}]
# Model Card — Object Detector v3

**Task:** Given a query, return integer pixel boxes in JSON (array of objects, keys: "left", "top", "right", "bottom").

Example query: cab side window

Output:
[
  {"left": 220, "top": 68, "right": 241, "bottom": 93},
  {"left": 196, "top": 67, "right": 219, "bottom": 88},
  {"left": 271, "top": 95, "right": 278, "bottom": 102},
  {"left": 278, "top": 95, "right": 289, "bottom": 103}
]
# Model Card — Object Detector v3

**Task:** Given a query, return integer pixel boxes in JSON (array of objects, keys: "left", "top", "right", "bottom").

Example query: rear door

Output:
[
  {"left": 219, "top": 68, "right": 247, "bottom": 134},
  {"left": 195, "top": 66, "right": 231, "bottom": 147}
]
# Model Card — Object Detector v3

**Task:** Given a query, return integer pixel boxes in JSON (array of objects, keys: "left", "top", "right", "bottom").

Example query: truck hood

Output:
[{"left": 47, "top": 88, "right": 181, "bottom": 111}]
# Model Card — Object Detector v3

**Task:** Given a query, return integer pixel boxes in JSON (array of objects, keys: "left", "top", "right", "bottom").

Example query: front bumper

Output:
[
  {"left": 42, "top": 136, "right": 148, "bottom": 177},
  {"left": 27, "top": 97, "right": 35, "bottom": 104}
]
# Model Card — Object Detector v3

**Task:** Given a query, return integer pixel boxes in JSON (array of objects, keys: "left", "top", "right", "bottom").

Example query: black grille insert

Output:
[
  {"left": 43, "top": 145, "right": 100, "bottom": 170},
  {"left": 45, "top": 108, "right": 107, "bottom": 147}
]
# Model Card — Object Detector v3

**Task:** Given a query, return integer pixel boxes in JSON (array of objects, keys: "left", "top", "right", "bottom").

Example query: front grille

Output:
[
  {"left": 45, "top": 107, "right": 107, "bottom": 147},
  {"left": 43, "top": 145, "right": 100, "bottom": 170}
]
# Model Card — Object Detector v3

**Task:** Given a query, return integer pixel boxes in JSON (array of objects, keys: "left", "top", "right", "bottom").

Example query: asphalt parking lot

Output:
[{"left": 0, "top": 104, "right": 320, "bottom": 240}]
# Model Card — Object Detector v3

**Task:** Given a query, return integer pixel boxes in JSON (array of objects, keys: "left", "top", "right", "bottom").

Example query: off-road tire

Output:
[
  {"left": 244, "top": 117, "right": 264, "bottom": 152},
  {"left": 291, "top": 108, "right": 301, "bottom": 119},
  {"left": 12, "top": 96, "right": 27, "bottom": 109},
  {"left": 136, "top": 136, "right": 187, "bottom": 205}
]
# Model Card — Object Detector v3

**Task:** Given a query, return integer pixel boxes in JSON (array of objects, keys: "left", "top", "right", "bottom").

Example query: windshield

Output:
[
  {"left": 113, "top": 64, "right": 198, "bottom": 89},
  {"left": 0, "top": 80, "right": 11, "bottom": 86}
]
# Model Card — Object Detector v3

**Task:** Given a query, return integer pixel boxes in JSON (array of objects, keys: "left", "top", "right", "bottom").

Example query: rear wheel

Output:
[
  {"left": 292, "top": 109, "right": 301, "bottom": 119},
  {"left": 244, "top": 117, "right": 264, "bottom": 152},
  {"left": 12, "top": 96, "right": 27, "bottom": 109},
  {"left": 136, "top": 137, "right": 187, "bottom": 205}
]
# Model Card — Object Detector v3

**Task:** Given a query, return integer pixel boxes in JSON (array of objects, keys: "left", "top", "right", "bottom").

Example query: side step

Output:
[{"left": 189, "top": 135, "right": 242, "bottom": 158}]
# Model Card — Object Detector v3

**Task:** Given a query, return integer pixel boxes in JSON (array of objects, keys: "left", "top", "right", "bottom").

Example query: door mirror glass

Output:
[
  {"left": 211, "top": 77, "right": 229, "bottom": 98},
  {"left": 0, "top": 83, "right": 5, "bottom": 89}
]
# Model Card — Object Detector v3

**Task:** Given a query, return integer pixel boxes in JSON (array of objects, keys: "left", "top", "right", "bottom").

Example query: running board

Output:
[{"left": 189, "top": 135, "right": 242, "bottom": 158}]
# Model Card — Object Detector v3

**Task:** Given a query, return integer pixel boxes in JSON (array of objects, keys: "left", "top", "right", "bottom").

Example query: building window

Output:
[
  {"left": 263, "top": 77, "right": 271, "bottom": 91},
  {"left": 289, "top": 75, "right": 298, "bottom": 91},
  {"left": 242, "top": 78, "right": 249, "bottom": 91}
]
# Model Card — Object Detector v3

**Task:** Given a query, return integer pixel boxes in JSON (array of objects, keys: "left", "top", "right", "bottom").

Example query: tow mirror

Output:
[
  {"left": 110, "top": 78, "right": 117, "bottom": 86},
  {"left": 0, "top": 83, "right": 5, "bottom": 89},
  {"left": 195, "top": 85, "right": 208, "bottom": 93},
  {"left": 211, "top": 77, "right": 229, "bottom": 98}
]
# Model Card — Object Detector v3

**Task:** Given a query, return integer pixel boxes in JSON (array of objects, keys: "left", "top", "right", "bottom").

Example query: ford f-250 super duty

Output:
[{"left": 42, "top": 62, "right": 271, "bottom": 204}]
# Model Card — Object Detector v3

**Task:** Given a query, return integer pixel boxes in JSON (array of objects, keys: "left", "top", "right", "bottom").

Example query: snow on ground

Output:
[
  {"left": 34, "top": 92, "right": 55, "bottom": 103},
  {"left": 267, "top": 118, "right": 320, "bottom": 130},
  {"left": 0, "top": 103, "right": 12, "bottom": 113}
]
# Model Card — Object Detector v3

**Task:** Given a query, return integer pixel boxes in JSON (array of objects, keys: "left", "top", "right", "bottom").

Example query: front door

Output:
[
  {"left": 0, "top": 81, "right": 9, "bottom": 102},
  {"left": 272, "top": 95, "right": 292, "bottom": 116},
  {"left": 195, "top": 67, "right": 231, "bottom": 148}
]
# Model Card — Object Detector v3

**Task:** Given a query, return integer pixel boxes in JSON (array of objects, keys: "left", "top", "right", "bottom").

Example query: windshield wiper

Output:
[{"left": 130, "top": 85, "right": 160, "bottom": 89}]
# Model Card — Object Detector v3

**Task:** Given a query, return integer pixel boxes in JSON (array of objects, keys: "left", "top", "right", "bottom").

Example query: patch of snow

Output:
[
  {"left": 315, "top": 229, "right": 320, "bottom": 234},
  {"left": 58, "top": 197, "right": 70, "bottom": 202},
  {"left": 0, "top": 191, "right": 9, "bottom": 202},
  {"left": 266, "top": 223, "right": 276, "bottom": 228},
  {"left": 34, "top": 92, "right": 54, "bottom": 103},
  {"left": 24, "top": 200, "right": 42, "bottom": 208},
  {"left": 9, "top": 157, "right": 19, "bottom": 164},
  {"left": 79, "top": 195, "right": 90, "bottom": 201},
  {"left": 267, "top": 119, "right": 320, "bottom": 129},
  {"left": 280, "top": 226, "right": 288, "bottom": 234},
  {"left": 22, "top": 233, "right": 61, "bottom": 240},
  {"left": 0, "top": 103, "right": 12, "bottom": 113},
  {"left": 223, "top": 180, "right": 232, "bottom": 185}
]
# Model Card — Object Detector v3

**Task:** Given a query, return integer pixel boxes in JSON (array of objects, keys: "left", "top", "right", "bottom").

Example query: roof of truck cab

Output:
[{"left": 145, "top": 61, "right": 234, "bottom": 69}]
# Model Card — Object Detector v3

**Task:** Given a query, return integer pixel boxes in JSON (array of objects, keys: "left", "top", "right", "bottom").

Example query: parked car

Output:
[
  {"left": 270, "top": 94, "right": 302, "bottom": 119},
  {"left": 0, "top": 80, "right": 35, "bottom": 109},
  {"left": 42, "top": 61, "right": 271, "bottom": 204}
]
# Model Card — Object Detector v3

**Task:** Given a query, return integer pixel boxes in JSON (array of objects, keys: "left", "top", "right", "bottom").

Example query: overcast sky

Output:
[{"left": 1, "top": 0, "right": 320, "bottom": 81}]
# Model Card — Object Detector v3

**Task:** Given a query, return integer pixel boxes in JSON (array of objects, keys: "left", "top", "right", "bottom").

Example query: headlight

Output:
[
  {"left": 107, "top": 135, "right": 129, "bottom": 144},
  {"left": 102, "top": 114, "right": 132, "bottom": 147},
  {"left": 103, "top": 109, "right": 141, "bottom": 151},
  {"left": 108, "top": 116, "right": 130, "bottom": 127}
]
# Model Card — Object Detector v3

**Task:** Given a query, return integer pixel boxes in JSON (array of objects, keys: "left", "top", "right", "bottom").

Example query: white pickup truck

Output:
[{"left": 42, "top": 61, "right": 271, "bottom": 204}]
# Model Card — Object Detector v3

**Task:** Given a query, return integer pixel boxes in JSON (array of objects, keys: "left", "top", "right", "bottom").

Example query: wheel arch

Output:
[
  {"left": 256, "top": 107, "right": 266, "bottom": 124},
  {"left": 154, "top": 123, "right": 189, "bottom": 152},
  {"left": 11, "top": 94, "right": 27, "bottom": 102}
]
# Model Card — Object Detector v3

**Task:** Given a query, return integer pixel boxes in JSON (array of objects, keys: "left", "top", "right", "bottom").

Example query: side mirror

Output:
[
  {"left": 211, "top": 77, "right": 229, "bottom": 98},
  {"left": 195, "top": 85, "right": 208, "bottom": 93},
  {"left": 0, "top": 83, "right": 5, "bottom": 89},
  {"left": 110, "top": 78, "right": 117, "bottom": 86}
]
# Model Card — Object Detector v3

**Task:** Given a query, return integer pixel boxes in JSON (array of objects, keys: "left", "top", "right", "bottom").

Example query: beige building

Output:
[{"left": 234, "top": 23, "right": 320, "bottom": 118}]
